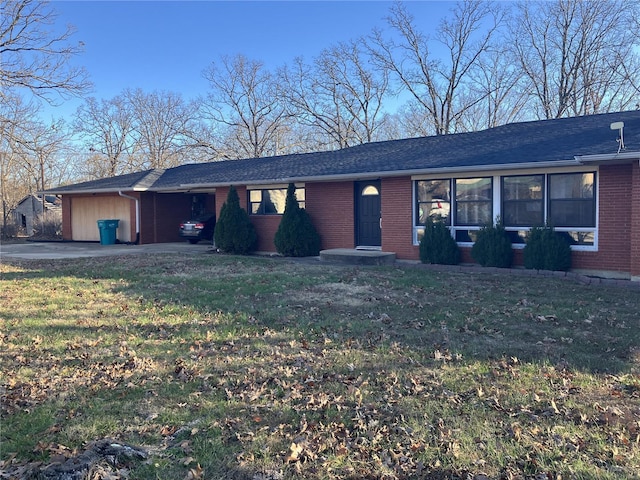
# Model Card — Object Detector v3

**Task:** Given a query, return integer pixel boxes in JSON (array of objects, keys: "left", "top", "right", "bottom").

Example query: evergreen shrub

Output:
[
  {"left": 523, "top": 225, "right": 572, "bottom": 271},
  {"left": 274, "top": 183, "right": 321, "bottom": 257},
  {"left": 471, "top": 218, "right": 513, "bottom": 268},
  {"left": 214, "top": 185, "right": 257, "bottom": 255},
  {"left": 419, "top": 217, "right": 460, "bottom": 265}
]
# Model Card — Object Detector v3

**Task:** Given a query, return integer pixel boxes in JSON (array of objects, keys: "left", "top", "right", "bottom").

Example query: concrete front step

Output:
[{"left": 319, "top": 248, "right": 396, "bottom": 265}]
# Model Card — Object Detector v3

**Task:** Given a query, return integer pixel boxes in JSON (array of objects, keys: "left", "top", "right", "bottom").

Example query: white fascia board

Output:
[
  {"left": 407, "top": 161, "right": 582, "bottom": 179},
  {"left": 576, "top": 151, "right": 640, "bottom": 163}
]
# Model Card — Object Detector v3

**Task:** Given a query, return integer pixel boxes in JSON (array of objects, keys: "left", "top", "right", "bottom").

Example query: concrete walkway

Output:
[
  {"left": 319, "top": 248, "right": 396, "bottom": 265},
  {"left": 0, "top": 241, "right": 215, "bottom": 260}
]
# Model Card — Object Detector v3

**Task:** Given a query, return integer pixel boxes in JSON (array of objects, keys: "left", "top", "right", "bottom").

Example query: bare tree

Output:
[
  {"left": 176, "top": 120, "right": 227, "bottom": 162},
  {"left": 279, "top": 38, "right": 391, "bottom": 149},
  {"left": 200, "top": 54, "right": 290, "bottom": 159},
  {"left": 12, "top": 117, "right": 71, "bottom": 215},
  {"left": 0, "top": 0, "right": 89, "bottom": 230},
  {"left": 0, "top": 94, "right": 38, "bottom": 228},
  {"left": 126, "top": 89, "right": 197, "bottom": 169},
  {"left": 368, "top": 1, "right": 504, "bottom": 135},
  {"left": 0, "top": 0, "right": 90, "bottom": 104},
  {"left": 73, "top": 95, "right": 138, "bottom": 178},
  {"left": 509, "top": 0, "right": 640, "bottom": 119},
  {"left": 459, "top": 46, "right": 529, "bottom": 131}
]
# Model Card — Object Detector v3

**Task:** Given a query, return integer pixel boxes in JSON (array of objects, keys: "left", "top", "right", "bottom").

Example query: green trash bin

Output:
[{"left": 97, "top": 219, "right": 119, "bottom": 245}]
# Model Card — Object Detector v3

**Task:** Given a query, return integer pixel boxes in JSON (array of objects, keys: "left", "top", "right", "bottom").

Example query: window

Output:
[
  {"left": 414, "top": 171, "right": 596, "bottom": 248},
  {"left": 415, "top": 179, "right": 451, "bottom": 226},
  {"left": 500, "top": 172, "right": 596, "bottom": 246},
  {"left": 249, "top": 187, "right": 305, "bottom": 215},
  {"left": 455, "top": 178, "right": 492, "bottom": 226},
  {"left": 362, "top": 185, "right": 380, "bottom": 196},
  {"left": 413, "top": 177, "right": 492, "bottom": 243},
  {"left": 548, "top": 173, "right": 595, "bottom": 227},
  {"left": 190, "top": 194, "right": 208, "bottom": 218},
  {"left": 502, "top": 175, "right": 544, "bottom": 227}
]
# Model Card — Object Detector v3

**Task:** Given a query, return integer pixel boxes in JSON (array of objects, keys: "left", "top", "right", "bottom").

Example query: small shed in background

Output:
[{"left": 13, "top": 194, "right": 62, "bottom": 236}]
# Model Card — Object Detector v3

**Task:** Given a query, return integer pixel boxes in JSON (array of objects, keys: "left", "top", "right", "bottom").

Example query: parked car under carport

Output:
[{"left": 179, "top": 214, "right": 215, "bottom": 244}]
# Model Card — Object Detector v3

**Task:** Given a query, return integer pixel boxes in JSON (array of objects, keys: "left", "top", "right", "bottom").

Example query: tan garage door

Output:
[{"left": 71, "top": 196, "right": 131, "bottom": 242}]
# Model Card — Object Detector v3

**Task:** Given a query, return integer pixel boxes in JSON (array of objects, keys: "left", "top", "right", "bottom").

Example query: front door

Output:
[{"left": 355, "top": 180, "right": 381, "bottom": 248}]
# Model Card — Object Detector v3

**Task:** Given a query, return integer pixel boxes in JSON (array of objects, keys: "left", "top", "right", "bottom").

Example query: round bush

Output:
[
  {"left": 471, "top": 220, "right": 513, "bottom": 268},
  {"left": 523, "top": 226, "right": 572, "bottom": 271}
]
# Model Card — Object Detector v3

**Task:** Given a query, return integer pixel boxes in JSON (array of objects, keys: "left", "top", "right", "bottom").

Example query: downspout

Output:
[{"left": 118, "top": 191, "right": 140, "bottom": 244}]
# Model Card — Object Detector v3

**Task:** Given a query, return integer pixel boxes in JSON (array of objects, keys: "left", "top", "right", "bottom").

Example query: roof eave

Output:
[
  {"left": 40, "top": 186, "right": 150, "bottom": 195},
  {"left": 575, "top": 151, "right": 640, "bottom": 164}
]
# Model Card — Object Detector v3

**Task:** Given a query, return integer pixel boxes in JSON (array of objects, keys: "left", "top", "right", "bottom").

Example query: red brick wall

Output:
[
  {"left": 381, "top": 177, "right": 418, "bottom": 259},
  {"left": 631, "top": 162, "right": 640, "bottom": 278},
  {"left": 215, "top": 186, "right": 248, "bottom": 215},
  {"left": 568, "top": 164, "right": 632, "bottom": 274},
  {"left": 215, "top": 186, "right": 229, "bottom": 218},
  {"left": 215, "top": 183, "right": 355, "bottom": 252},
  {"left": 305, "top": 182, "right": 355, "bottom": 250},
  {"left": 250, "top": 216, "right": 281, "bottom": 252}
]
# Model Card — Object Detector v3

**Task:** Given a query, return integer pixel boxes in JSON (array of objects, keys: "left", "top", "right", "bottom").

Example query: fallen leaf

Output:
[
  {"left": 183, "top": 463, "right": 203, "bottom": 480},
  {"left": 160, "top": 425, "right": 178, "bottom": 436},
  {"left": 286, "top": 442, "right": 304, "bottom": 463}
]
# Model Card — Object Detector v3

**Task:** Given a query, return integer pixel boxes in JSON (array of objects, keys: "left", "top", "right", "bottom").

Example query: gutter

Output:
[
  {"left": 575, "top": 151, "right": 640, "bottom": 164},
  {"left": 118, "top": 191, "right": 140, "bottom": 245},
  {"left": 43, "top": 186, "right": 152, "bottom": 195}
]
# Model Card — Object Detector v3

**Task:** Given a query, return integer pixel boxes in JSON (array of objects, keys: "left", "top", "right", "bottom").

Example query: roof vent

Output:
[{"left": 610, "top": 122, "right": 625, "bottom": 153}]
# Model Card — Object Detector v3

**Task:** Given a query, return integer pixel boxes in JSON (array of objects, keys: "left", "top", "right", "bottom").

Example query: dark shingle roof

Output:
[
  {"left": 48, "top": 169, "right": 159, "bottom": 193},
  {"left": 48, "top": 111, "right": 640, "bottom": 194}
]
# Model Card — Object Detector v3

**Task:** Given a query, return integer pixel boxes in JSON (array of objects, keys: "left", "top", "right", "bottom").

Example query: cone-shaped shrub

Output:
[
  {"left": 523, "top": 225, "right": 572, "bottom": 271},
  {"left": 419, "top": 217, "right": 460, "bottom": 265},
  {"left": 214, "top": 185, "right": 257, "bottom": 255},
  {"left": 471, "top": 217, "right": 513, "bottom": 268},
  {"left": 274, "top": 183, "right": 321, "bottom": 257}
]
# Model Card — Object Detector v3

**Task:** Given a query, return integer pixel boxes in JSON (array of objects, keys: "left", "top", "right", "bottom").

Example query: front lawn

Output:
[{"left": 1, "top": 254, "right": 639, "bottom": 479}]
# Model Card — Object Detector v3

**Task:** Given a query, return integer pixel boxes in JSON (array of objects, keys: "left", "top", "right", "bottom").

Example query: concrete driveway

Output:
[{"left": 0, "top": 241, "right": 215, "bottom": 260}]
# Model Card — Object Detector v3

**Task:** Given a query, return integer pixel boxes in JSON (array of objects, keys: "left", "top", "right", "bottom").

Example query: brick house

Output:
[{"left": 45, "top": 111, "right": 640, "bottom": 280}]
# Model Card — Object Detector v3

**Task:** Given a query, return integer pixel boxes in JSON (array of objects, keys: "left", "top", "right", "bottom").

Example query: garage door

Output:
[{"left": 70, "top": 196, "right": 131, "bottom": 242}]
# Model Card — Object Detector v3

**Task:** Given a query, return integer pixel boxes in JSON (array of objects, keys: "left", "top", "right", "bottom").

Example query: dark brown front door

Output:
[{"left": 355, "top": 180, "right": 381, "bottom": 247}]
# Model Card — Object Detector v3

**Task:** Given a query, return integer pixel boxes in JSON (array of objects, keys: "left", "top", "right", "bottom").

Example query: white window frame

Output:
[
  {"left": 247, "top": 183, "right": 305, "bottom": 215},
  {"left": 412, "top": 167, "right": 599, "bottom": 251}
]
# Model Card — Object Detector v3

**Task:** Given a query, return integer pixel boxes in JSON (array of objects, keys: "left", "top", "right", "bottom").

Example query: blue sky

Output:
[{"left": 45, "top": 1, "right": 452, "bottom": 121}]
